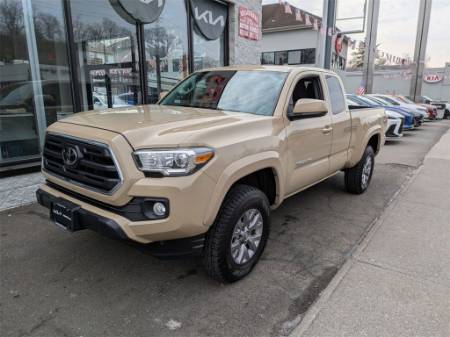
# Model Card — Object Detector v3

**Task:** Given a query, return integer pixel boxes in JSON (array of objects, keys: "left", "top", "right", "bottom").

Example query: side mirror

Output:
[
  {"left": 289, "top": 98, "right": 328, "bottom": 119},
  {"left": 159, "top": 91, "right": 169, "bottom": 100}
]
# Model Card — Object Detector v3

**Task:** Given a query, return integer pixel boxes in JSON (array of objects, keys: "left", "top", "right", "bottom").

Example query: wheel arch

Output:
[{"left": 203, "top": 152, "right": 284, "bottom": 227}]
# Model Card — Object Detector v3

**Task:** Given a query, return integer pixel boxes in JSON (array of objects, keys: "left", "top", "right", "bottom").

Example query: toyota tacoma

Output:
[{"left": 37, "top": 65, "right": 386, "bottom": 282}]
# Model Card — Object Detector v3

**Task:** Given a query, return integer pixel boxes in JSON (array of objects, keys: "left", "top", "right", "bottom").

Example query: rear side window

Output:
[{"left": 326, "top": 76, "right": 346, "bottom": 114}]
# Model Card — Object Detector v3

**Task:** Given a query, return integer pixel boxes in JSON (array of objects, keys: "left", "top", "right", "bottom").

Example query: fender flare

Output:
[
  {"left": 203, "top": 151, "right": 284, "bottom": 226},
  {"left": 349, "top": 127, "right": 382, "bottom": 168}
]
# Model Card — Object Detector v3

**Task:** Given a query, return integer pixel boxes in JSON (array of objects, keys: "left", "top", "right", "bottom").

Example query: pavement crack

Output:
[
  {"left": 354, "top": 258, "right": 450, "bottom": 287},
  {"left": 26, "top": 307, "right": 60, "bottom": 336}
]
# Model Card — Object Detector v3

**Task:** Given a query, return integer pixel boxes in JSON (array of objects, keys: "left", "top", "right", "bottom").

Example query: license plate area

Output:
[{"left": 51, "top": 199, "right": 82, "bottom": 232}]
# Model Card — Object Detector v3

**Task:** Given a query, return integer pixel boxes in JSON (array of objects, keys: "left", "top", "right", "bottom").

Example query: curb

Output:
[
  {"left": 290, "top": 127, "right": 450, "bottom": 337},
  {"left": 289, "top": 159, "right": 425, "bottom": 337}
]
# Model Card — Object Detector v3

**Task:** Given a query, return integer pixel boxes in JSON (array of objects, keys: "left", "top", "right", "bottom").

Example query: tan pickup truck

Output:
[{"left": 37, "top": 65, "right": 386, "bottom": 282}]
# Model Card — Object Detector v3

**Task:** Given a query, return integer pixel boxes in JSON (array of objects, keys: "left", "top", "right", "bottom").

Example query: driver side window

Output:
[{"left": 288, "top": 76, "right": 324, "bottom": 114}]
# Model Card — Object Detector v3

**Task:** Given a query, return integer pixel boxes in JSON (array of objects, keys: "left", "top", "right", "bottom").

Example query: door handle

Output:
[{"left": 322, "top": 126, "right": 333, "bottom": 134}]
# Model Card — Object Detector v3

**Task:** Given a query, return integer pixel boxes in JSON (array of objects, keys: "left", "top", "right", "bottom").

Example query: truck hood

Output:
[{"left": 58, "top": 104, "right": 264, "bottom": 149}]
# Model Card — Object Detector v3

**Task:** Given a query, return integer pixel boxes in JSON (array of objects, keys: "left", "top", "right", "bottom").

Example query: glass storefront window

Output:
[
  {"left": 193, "top": 25, "right": 225, "bottom": 71},
  {"left": 70, "top": 0, "right": 141, "bottom": 110},
  {"left": 0, "top": 0, "right": 39, "bottom": 164},
  {"left": 371, "top": 0, "right": 421, "bottom": 95},
  {"left": 288, "top": 50, "right": 301, "bottom": 65},
  {"left": 1, "top": 0, "right": 73, "bottom": 167},
  {"left": 33, "top": 0, "right": 74, "bottom": 124},
  {"left": 423, "top": 0, "right": 450, "bottom": 101},
  {"left": 144, "top": 0, "right": 189, "bottom": 103},
  {"left": 261, "top": 52, "right": 274, "bottom": 64},
  {"left": 274, "top": 51, "right": 288, "bottom": 65}
]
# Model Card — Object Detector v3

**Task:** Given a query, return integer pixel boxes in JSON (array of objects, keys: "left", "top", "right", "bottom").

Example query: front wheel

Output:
[
  {"left": 203, "top": 184, "right": 270, "bottom": 283},
  {"left": 345, "top": 146, "right": 375, "bottom": 194}
]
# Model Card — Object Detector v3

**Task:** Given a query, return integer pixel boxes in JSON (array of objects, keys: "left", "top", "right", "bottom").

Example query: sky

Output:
[{"left": 262, "top": 0, "right": 450, "bottom": 67}]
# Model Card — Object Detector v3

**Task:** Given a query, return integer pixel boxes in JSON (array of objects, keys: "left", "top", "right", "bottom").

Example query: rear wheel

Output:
[
  {"left": 203, "top": 184, "right": 270, "bottom": 283},
  {"left": 345, "top": 146, "right": 375, "bottom": 194}
]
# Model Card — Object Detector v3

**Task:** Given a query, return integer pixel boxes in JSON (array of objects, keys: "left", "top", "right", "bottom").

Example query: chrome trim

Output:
[{"left": 42, "top": 132, "right": 124, "bottom": 196}]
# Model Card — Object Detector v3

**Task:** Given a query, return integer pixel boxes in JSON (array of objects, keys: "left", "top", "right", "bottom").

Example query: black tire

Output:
[
  {"left": 203, "top": 184, "right": 270, "bottom": 283},
  {"left": 345, "top": 146, "right": 375, "bottom": 194},
  {"left": 444, "top": 109, "right": 449, "bottom": 119}
]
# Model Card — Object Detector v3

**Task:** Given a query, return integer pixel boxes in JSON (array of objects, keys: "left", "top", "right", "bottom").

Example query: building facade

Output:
[
  {"left": 0, "top": 0, "right": 261, "bottom": 172},
  {"left": 339, "top": 63, "right": 450, "bottom": 102},
  {"left": 261, "top": 3, "right": 348, "bottom": 70}
]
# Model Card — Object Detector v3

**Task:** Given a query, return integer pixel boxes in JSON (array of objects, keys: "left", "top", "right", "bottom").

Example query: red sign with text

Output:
[{"left": 238, "top": 6, "right": 260, "bottom": 41}]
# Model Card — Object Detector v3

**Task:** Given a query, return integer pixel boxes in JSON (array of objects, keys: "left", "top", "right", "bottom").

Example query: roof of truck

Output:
[{"left": 200, "top": 64, "right": 337, "bottom": 75}]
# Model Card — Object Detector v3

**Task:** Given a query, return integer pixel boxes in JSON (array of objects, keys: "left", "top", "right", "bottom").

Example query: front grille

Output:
[
  {"left": 43, "top": 133, "right": 121, "bottom": 194},
  {"left": 386, "top": 124, "right": 397, "bottom": 137}
]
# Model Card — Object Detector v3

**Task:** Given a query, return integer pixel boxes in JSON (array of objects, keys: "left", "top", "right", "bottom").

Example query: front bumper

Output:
[
  {"left": 36, "top": 187, "right": 206, "bottom": 257},
  {"left": 37, "top": 177, "right": 214, "bottom": 244},
  {"left": 36, "top": 188, "right": 128, "bottom": 240}
]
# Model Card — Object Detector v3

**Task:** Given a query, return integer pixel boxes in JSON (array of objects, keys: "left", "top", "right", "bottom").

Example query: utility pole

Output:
[
  {"left": 322, "top": 0, "right": 337, "bottom": 69},
  {"left": 410, "top": 0, "right": 432, "bottom": 101},
  {"left": 362, "top": 0, "right": 380, "bottom": 94}
]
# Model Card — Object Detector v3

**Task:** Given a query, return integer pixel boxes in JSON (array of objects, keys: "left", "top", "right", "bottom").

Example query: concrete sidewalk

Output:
[{"left": 291, "top": 130, "right": 450, "bottom": 337}]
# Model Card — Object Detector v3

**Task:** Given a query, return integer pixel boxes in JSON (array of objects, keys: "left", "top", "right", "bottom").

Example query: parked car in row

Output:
[
  {"left": 366, "top": 94, "right": 424, "bottom": 127},
  {"left": 395, "top": 95, "right": 437, "bottom": 120},
  {"left": 348, "top": 94, "right": 415, "bottom": 130},
  {"left": 346, "top": 95, "right": 404, "bottom": 138},
  {"left": 414, "top": 95, "right": 449, "bottom": 119}
]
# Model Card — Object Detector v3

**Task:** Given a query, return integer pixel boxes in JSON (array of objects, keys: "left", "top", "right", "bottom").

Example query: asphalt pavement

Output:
[{"left": 1, "top": 120, "right": 449, "bottom": 337}]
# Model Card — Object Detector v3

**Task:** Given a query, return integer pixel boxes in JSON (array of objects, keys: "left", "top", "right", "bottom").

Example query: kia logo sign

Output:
[
  {"left": 423, "top": 73, "right": 443, "bottom": 83},
  {"left": 110, "top": 0, "right": 165, "bottom": 24},
  {"left": 190, "top": 0, "right": 227, "bottom": 40}
]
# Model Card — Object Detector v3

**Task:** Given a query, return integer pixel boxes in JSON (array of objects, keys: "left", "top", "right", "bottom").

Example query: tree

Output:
[
  {"left": 349, "top": 41, "right": 365, "bottom": 69},
  {"left": 348, "top": 42, "right": 388, "bottom": 69}
]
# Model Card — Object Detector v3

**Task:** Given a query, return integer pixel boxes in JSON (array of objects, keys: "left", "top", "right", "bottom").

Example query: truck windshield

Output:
[{"left": 159, "top": 70, "right": 288, "bottom": 116}]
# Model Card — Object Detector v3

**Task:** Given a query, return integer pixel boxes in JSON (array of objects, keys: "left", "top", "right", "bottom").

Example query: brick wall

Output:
[{"left": 228, "top": 0, "right": 262, "bottom": 65}]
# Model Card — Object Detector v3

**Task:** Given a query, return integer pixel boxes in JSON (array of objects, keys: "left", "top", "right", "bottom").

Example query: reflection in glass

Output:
[
  {"left": 371, "top": 0, "right": 420, "bottom": 95},
  {"left": 261, "top": 52, "right": 274, "bottom": 65},
  {"left": 33, "top": 0, "right": 74, "bottom": 124},
  {"left": 70, "top": 0, "right": 141, "bottom": 110},
  {"left": 160, "top": 70, "right": 287, "bottom": 116},
  {"left": 193, "top": 25, "right": 225, "bottom": 71},
  {"left": 144, "top": 0, "right": 189, "bottom": 103},
  {"left": 0, "top": 0, "right": 39, "bottom": 164}
]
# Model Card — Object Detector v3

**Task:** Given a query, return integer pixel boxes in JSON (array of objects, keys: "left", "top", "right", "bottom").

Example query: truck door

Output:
[
  {"left": 284, "top": 74, "right": 333, "bottom": 195},
  {"left": 325, "top": 75, "right": 352, "bottom": 173}
]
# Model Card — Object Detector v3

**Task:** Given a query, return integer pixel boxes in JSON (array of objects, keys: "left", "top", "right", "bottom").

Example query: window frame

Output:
[
  {"left": 261, "top": 48, "right": 317, "bottom": 66},
  {"left": 284, "top": 72, "right": 327, "bottom": 118}
]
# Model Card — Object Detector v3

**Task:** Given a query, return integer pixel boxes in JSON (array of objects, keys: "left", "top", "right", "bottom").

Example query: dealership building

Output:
[{"left": 0, "top": 0, "right": 262, "bottom": 172}]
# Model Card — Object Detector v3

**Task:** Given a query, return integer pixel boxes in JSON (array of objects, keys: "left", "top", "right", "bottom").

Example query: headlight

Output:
[{"left": 133, "top": 148, "right": 214, "bottom": 176}]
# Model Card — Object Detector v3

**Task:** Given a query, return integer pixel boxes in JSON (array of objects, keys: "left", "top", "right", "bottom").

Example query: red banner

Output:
[{"left": 238, "top": 6, "right": 260, "bottom": 41}]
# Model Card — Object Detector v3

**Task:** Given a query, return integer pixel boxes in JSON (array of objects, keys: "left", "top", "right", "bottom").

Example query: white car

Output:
[
  {"left": 346, "top": 95, "right": 403, "bottom": 138},
  {"left": 369, "top": 94, "right": 428, "bottom": 120},
  {"left": 384, "top": 110, "right": 404, "bottom": 138},
  {"left": 92, "top": 93, "right": 130, "bottom": 110}
]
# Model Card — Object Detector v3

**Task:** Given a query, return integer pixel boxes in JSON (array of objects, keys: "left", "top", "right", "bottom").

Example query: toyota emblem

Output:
[{"left": 62, "top": 146, "right": 79, "bottom": 166}]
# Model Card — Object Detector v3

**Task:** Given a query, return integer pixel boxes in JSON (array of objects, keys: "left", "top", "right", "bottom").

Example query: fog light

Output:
[{"left": 153, "top": 202, "right": 167, "bottom": 216}]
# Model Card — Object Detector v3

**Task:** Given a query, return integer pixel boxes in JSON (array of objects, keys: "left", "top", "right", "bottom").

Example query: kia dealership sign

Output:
[
  {"left": 423, "top": 73, "right": 444, "bottom": 83},
  {"left": 110, "top": 0, "right": 165, "bottom": 24},
  {"left": 238, "top": 6, "right": 260, "bottom": 41},
  {"left": 190, "top": 0, "right": 227, "bottom": 40}
]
